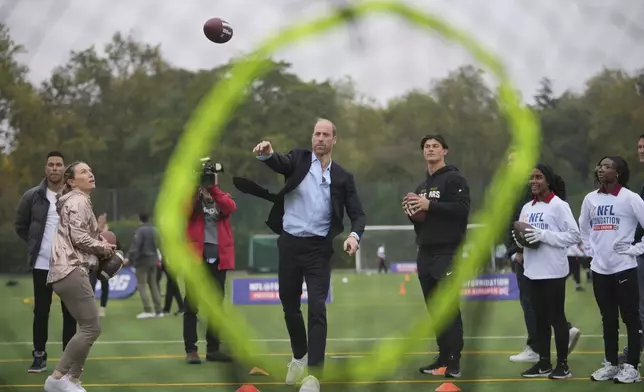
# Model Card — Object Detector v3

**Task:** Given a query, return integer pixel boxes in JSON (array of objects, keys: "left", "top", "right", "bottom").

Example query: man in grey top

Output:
[{"left": 126, "top": 213, "right": 163, "bottom": 319}]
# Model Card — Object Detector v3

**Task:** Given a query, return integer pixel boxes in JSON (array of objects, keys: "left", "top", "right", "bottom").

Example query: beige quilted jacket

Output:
[{"left": 47, "top": 189, "right": 113, "bottom": 284}]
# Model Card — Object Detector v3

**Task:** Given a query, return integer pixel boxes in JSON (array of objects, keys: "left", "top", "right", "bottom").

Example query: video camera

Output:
[{"left": 198, "top": 157, "right": 224, "bottom": 187}]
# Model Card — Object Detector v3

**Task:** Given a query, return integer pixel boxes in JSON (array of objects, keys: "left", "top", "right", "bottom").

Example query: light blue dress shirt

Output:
[{"left": 257, "top": 153, "right": 332, "bottom": 237}]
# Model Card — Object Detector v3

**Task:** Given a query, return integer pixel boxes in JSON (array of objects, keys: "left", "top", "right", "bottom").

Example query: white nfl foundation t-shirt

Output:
[
  {"left": 518, "top": 194, "right": 581, "bottom": 280},
  {"left": 579, "top": 186, "right": 644, "bottom": 275},
  {"left": 34, "top": 189, "right": 59, "bottom": 271}
]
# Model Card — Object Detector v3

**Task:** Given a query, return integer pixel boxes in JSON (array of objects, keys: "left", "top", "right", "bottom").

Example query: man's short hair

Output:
[
  {"left": 139, "top": 213, "right": 150, "bottom": 223},
  {"left": 316, "top": 118, "right": 337, "bottom": 136},
  {"left": 638, "top": 134, "right": 644, "bottom": 141},
  {"left": 46, "top": 151, "right": 64, "bottom": 161},
  {"left": 420, "top": 134, "right": 448, "bottom": 150}
]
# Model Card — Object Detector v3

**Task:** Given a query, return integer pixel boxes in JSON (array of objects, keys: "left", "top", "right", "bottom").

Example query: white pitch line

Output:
[{"left": 0, "top": 334, "right": 617, "bottom": 346}]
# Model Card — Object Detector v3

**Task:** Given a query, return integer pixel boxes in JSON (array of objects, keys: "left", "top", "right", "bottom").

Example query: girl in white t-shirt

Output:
[
  {"left": 579, "top": 156, "right": 643, "bottom": 384},
  {"left": 513, "top": 164, "right": 581, "bottom": 380}
]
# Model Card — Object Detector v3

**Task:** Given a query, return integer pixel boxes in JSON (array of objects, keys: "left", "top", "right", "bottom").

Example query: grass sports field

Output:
[{"left": 0, "top": 271, "right": 641, "bottom": 391}]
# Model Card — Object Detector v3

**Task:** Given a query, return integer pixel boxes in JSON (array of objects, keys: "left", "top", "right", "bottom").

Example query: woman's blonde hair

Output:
[{"left": 60, "top": 161, "right": 85, "bottom": 196}]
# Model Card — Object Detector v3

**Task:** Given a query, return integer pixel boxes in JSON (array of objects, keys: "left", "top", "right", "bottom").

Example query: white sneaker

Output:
[
  {"left": 299, "top": 375, "right": 320, "bottom": 392},
  {"left": 614, "top": 364, "right": 642, "bottom": 384},
  {"left": 285, "top": 354, "right": 307, "bottom": 385},
  {"left": 155, "top": 312, "right": 165, "bottom": 318},
  {"left": 509, "top": 347, "right": 539, "bottom": 363},
  {"left": 136, "top": 312, "right": 156, "bottom": 319},
  {"left": 591, "top": 360, "right": 620, "bottom": 381},
  {"left": 44, "top": 375, "right": 86, "bottom": 392},
  {"left": 98, "top": 307, "right": 106, "bottom": 318},
  {"left": 44, "top": 376, "right": 63, "bottom": 392},
  {"left": 568, "top": 327, "right": 581, "bottom": 353}
]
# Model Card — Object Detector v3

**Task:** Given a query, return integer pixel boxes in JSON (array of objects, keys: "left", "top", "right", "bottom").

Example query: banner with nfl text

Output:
[
  {"left": 94, "top": 266, "right": 138, "bottom": 300},
  {"left": 389, "top": 263, "right": 519, "bottom": 300},
  {"left": 232, "top": 277, "right": 333, "bottom": 305}
]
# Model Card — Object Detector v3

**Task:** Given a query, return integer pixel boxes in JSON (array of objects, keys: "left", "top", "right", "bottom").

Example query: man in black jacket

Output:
[
  {"left": 403, "top": 135, "right": 469, "bottom": 379},
  {"left": 14, "top": 151, "right": 77, "bottom": 373},
  {"left": 233, "top": 118, "right": 366, "bottom": 392}
]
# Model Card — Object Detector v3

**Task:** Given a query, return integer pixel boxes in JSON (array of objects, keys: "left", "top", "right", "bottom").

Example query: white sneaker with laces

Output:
[
  {"left": 614, "top": 364, "right": 642, "bottom": 384},
  {"left": 136, "top": 312, "right": 156, "bottom": 319},
  {"left": 299, "top": 375, "right": 320, "bottom": 392},
  {"left": 286, "top": 354, "right": 307, "bottom": 385},
  {"left": 509, "top": 347, "right": 539, "bottom": 363},
  {"left": 568, "top": 327, "right": 581, "bottom": 353},
  {"left": 591, "top": 360, "right": 620, "bottom": 381},
  {"left": 44, "top": 375, "right": 86, "bottom": 392}
]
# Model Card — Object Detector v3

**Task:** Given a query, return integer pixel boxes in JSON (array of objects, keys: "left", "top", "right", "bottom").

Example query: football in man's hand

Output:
[
  {"left": 404, "top": 192, "right": 427, "bottom": 223},
  {"left": 512, "top": 221, "right": 540, "bottom": 249}
]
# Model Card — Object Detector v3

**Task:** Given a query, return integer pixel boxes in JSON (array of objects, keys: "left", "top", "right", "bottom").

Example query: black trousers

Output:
[
  {"left": 183, "top": 250, "right": 227, "bottom": 354},
  {"left": 88, "top": 270, "right": 109, "bottom": 308},
  {"left": 32, "top": 269, "right": 77, "bottom": 353},
  {"left": 278, "top": 233, "right": 333, "bottom": 371},
  {"left": 378, "top": 258, "right": 388, "bottom": 273},
  {"left": 162, "top": 267, "right": 185, "bottom": 312},
  {"left": 566, "top": 257, "right": 581, "bottom": 285},
  {"left": 592, "top": 267, "right": 642, "bottom": 366},
  {"left": 417, "top": 253, "right": 464, "bottom": 362},
  {"left": 528, "top": 277, "right": 569, "bottom": 364},
  {"left": 514, "top": 262, "right": 538, "bottom": 351}
]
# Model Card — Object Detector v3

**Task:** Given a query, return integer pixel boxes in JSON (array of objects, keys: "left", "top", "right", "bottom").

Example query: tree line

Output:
[{"left": 1, "top": 23, "right": 643, "bottom": 272}]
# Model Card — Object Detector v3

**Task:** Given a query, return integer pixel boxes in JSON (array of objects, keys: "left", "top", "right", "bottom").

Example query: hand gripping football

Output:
[
  {"left": 98, "top": 250, "right": 124, "bottom": 280},
  {"left": 512, "top": 221, "right": 540, "bottom": 249}
]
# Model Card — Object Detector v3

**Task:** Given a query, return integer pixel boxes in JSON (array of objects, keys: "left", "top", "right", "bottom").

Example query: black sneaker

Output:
[
  {"left": 445, "top": 358, "right": 461, "bottom": 379},
  {"left": 205, "top": 351, "right": 233, "bottom": 362},
  {"left": 549, "top": 362, "right": 572, "bottom": 379},
  {"left": 419, "top": 356, "right": 448, "bottom": 375},
  {"left": 27, "top": 351, "right": 47, "bottom": 373},
  {"left": 521, "top": 362, "right": 552, "bottom": 378}
]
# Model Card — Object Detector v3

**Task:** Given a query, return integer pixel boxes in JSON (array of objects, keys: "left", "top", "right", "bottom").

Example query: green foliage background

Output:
[{"left": 1, "top": 20, "right": 644, "bottom": 273}]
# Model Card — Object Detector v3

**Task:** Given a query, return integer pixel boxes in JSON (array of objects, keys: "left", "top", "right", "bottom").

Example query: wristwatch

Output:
[{"left": 349, "top": 232, "right": 360, "bottom": 242}]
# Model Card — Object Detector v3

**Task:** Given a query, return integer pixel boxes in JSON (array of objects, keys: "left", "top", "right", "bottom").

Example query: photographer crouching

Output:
[{"left": 184, "top": 158, "right": 237, "bottom": 364}]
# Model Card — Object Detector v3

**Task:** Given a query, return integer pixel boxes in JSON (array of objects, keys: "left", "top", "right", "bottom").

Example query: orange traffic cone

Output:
[
  {"left": 236, "top": 384, "right": 260, "bottom": 392},
  {"left": 404, "top": 273, "right": 410, "bottom": 282},
  {"left": 435, "top": 382, "right": 460, "bottom": 392},
  {"left": 399, "top": 282, "right": 406, "bottom": 295}
]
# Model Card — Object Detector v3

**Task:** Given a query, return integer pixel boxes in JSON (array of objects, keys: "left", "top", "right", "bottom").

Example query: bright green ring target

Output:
[{"left": 154, "top": 0, "right": 540, "bottom": 383}]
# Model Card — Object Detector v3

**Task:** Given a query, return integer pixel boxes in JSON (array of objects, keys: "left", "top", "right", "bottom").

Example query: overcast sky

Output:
[{"left": 1, "top": 0, "right": 643, "bottom": 105}]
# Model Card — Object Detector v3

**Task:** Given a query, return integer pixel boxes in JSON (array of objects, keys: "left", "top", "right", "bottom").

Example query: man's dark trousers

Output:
[
  {"left": 278, "top": 232, "right": 333, "bottom": 375},
  {"left": 183, "top": 244, "right": 226, "bottom": 353},
  {"left": 417, "top": 253, "right": 464, "bottom": 361},
  {"left": 514, "top": 262, "right": 538, "bottom": 352},
  {"left": 32, "top": 269, "right": 76, "bottom": 353}
]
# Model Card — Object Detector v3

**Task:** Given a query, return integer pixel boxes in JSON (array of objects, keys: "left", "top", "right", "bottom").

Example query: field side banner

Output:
[
  {"left": 390, "top": 263, "right": 519, "bottom": 301},
  {"left": 94, "top": 266, "right": 138, "bottom": 300},
  {"left": 232, "top": 277, "right": 333, "bottom": 305}
]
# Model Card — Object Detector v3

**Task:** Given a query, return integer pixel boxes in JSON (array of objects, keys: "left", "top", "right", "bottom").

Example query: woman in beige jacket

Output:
[{"left": 44, "top": 161, "right": 115, "bottom": 392}]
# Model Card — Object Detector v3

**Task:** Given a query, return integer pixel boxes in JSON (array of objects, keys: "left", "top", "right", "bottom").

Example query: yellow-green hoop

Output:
[{"left": 154, "top": 0, "right": 540, "bottom": 382}]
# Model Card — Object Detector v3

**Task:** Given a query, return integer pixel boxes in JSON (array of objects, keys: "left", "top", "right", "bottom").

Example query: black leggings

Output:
[
  {"left": 592, "top": 267, "right": 642, "bottom": 367},
  {"left": 567, "top": 257, "right": 581, "bottom": 285},
  {"left": 89, "top": 270, "right": 109, "bottom": 308},
  {"left": 528, "top": 277, "right": 569, "bottom": 365}
]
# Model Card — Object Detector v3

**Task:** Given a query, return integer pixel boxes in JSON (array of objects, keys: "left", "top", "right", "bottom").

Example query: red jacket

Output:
[{"left": 186, "top": 185, "right": 236, "bottom": 270}]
